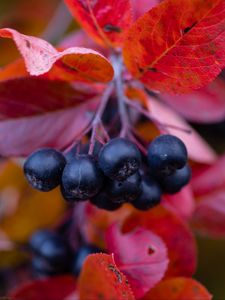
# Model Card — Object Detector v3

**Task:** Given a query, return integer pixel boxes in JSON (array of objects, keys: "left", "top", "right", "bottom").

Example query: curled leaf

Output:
[
  {"left": 78, "top": 253, "right": 135, "bottom": 300},
  {"left": 106, "top": 223, "right": 168, "bottom": 299},
  {"left": 123, "top": 206, "right": 197, "bottom": 278},
  {"left": 0, "top": 28, "right": 114, "bottom": 82}
]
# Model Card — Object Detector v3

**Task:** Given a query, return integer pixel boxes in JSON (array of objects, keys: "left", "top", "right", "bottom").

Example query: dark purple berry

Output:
[
  {"left": 147, "top": 134, "right": 188, "bottom": 177},
  {"left": 108, "top": 172, "right": 142, "bottom": 203},
  {"left": 90, "top": 190, "right": 122, "bottom": 211},
  {"left": 160, "top": 164, "right": 191, "bottom": 194},
  {"left": 98, "top": 138, "right": 141, "bottom": 181},
  {"left": 62, "top": 155, "right": 104, "bottom": 200},
  {"left": 24, "top": 148, "right": 66, "bottom": 191},
  {"left": 132, "top": 177, "right": 161, "bottom": 210},
  {"left": 30, "top": 230, "right": 70, "bottom": 267}
]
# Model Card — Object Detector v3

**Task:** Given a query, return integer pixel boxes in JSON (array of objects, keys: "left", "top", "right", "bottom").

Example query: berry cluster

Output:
[
  {"left": 24, "top": 134, "right": 191, "bottom": 211},
  {"left": 29, "top": 230, "right": 101, "bottom": 277}
]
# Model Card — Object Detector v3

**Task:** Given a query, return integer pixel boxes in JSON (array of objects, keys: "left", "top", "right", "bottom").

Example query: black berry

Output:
[
  {"left": 31, "top": 255, "right": 62, "bottom": 277},
  {"left": 90, "top": 190, "right": 123, "bottom": 211},
  {"left": 60, "top": 184, "right": 79, "bottom": 203},
  {"left": 62, "top": 155, "right": 104, "bottom": 200},
  {"left": 30, "top": 231, "right": 70, "bottom": 267},
  {"left": 98, "top": 138, "right": 141, "bottom": 181},
  {"left": 132, "top": 177, "right": 161, "bottom": 210},
  {"left": 108, "top": 172, "right": 142, "bottom": 203},
  {"left": 72, "top": 245, "right": 101, "bottom": 276},
  {"left": 160, "top": 164, "right": 191, "bottom": 194},
  {"left": 24, "top": 148, "right": 66, "bottom": 191},
  {"left": 147, "top": 135, "right": 188, "bottom": 177}
]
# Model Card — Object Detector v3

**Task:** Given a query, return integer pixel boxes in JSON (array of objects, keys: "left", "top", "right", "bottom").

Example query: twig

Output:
[
  {"left": 111, "top": 55, "right": 130, "bottom": 137},
  {"left": 125, "top": 97, "right": 191, "bottom": 134},
  {"left": 88, "top": 82, "right": 114, "bottom": 154}
]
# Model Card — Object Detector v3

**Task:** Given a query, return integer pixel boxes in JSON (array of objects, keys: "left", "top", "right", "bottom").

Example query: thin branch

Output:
[
  {"left": 111, "top": 55, "right": 130, "bottom": 137},
  {"left": 88, "top": 82, "right": 114, "bottom": 154}
]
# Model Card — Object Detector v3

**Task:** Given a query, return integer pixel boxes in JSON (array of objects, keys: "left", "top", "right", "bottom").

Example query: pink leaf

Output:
[
  {"left": 0, "top": 28, "right": 114, "bottom": 82},
  {"left": 0, "top": 101, "right": 96, "bottom": 157},
  {"left": 192, "top": 154, "right": 225, "bottom": 197},
  {"left": 148, "top": 98, "right": 217, "bottom": 164},
  {"left": 162, "top": 185, "right": 195, "bottom": 220},
  {"left": 191, "top": 189, "right": 225, "bottom": 238},
  {"left": 160, "top": 79, "right": 225, "bottom": 123},
  {"left": 106, "top": 223, "right": 169, "bottom": 299},
  {"left": 131, "top": 0, "right": 159, "bottom": 20}
]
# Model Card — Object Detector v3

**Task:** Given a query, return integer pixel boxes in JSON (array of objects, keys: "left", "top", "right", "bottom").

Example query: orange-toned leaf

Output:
[
  {"left": 10, "top": 275, "right": 77, "bottom": 300},
  {"left": 106, "top": 224, "right": 168, "bottom": 299},
  {"left": 123, "top": 0, "right": 225, "bottom": 93},
  {"left": 0, "top": 162, "right": 65, "bottom": 242},
  {"left": 64, "top": 0, "right": 132, "bottom": 48},
  {"left": 0, "top": 28, "right": 114, "bottom": 83},
  {"left": 142, "top": 277, "right": 212, "bottom": 300},
  {"left": 123, "top": 206, "right": 197, "bottom": 278},
  {"left": 78, "top": 253, "right": 135, "bottom": 300}
]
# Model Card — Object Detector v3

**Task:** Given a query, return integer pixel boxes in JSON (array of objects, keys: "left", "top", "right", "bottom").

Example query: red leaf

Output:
[
  {"left": 123, "top": 0, "right": 225, "bottom": 93},
  {"left": 0, "top": 77, "right": 97, "bottom": 120},
  {"left": 142, "top": 277, "right": 212, "bottom": 300},
  {"left": 162, "top": 185, "right": 195, "bottom": 220},
  {"left": 78, "top": 253, "right": 135, "bottom": 300},
  {"left": 64, "top": 0, "right": 132, "bottom": 47},
  {"left": 106, "top": 223, "right": 169, "bottom": 299},
  {"left": 10, "top": 275, "right": 77, "bottom": 300},
  {"left": 148, "top": 98, "right": 217, "bottom": 164},
  {"left": 191, "top": 189, "right": 225, "bottom": 238},
  {"left": 160, "top": 79, "right": 225, "bottom": 123},
  {"left": 0, "top": 28, "right": 113, "bottom": 83},
  {"left": 75, "top": 202, "right": 134, "bottom": 249},
  {"left": 0, "top": 101, "right": 95, "bottom": 157},
  {"left": 123, "top": 206, "right": 197, "bottom": 278},
  {"left": 192, "top": 154, "right": 225, "bottom": 197}
]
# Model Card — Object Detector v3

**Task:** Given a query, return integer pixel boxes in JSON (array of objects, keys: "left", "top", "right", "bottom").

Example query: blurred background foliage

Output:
[{"left": 0, "top": 1, "right": 225, "bottom": 299}]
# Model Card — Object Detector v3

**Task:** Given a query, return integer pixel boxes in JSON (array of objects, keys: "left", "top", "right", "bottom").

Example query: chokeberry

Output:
[
  {"left": 90, "top": 190, "right": 123, "bottom": 211},
  {"left": 98, "top": 138, "right": 141, "bottom": 181},
  {"left": 72, "top": 245, "right": 101, "bottom": 276},
  {"left": 29, "top": 230, "right": 52, "bottom": 253},
  {"left": 62, "top": 155, "right": 104, "bottom": 200},
  {"left": 132, "top": 177, "right": 162, "bottom": 210},
  {"left": 30, "top": 231, "right": 71, "bottom": 268},
  {"left": 60, "top": 184, "right": 79, "bottom": 203},
  {"left": 160, "top": 164, "right": 191, "bottom": 194},
  {"left": 31, "top": 255, "right": 62, "bottom": 277},
  {"left": 24, "top": 148, "right": 66, "bottom": 191},
  {"left": 108, "top": 172, "right": 142, "bottom": 203},
  {"left": 147, "top": 134, "right": 187, "bottom": 177}
]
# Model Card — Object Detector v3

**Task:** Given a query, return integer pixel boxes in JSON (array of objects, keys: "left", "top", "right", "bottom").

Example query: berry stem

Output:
[
  {"left": 88, "top": 82, "right": 114, "bottom": 154},
  {"left": 124, "top": 97, "right": 191, "bottom": 134},
  {"left": 112, "top": 55, "right": 130, "bottom": 138}
]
